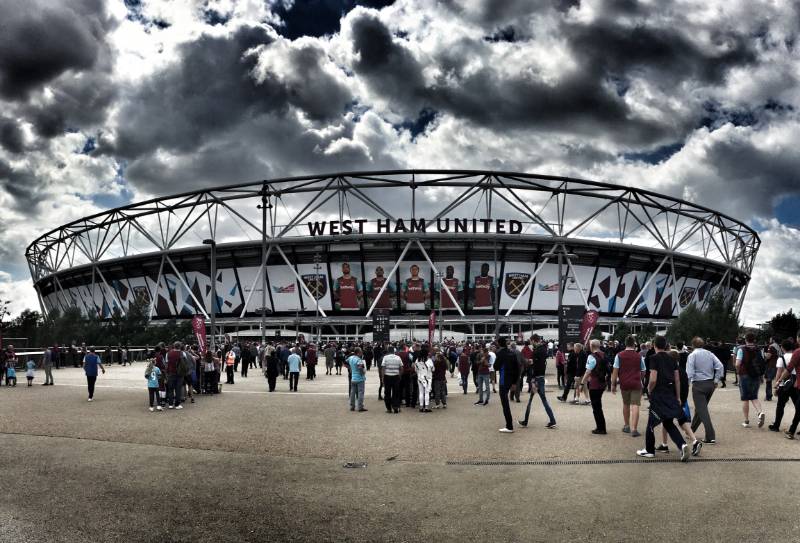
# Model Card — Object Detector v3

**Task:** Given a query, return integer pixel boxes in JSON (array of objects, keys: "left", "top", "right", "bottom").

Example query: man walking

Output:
[
  {"left": 611, "top": 335, "right": 646, "bottom": 437},
  {"left": 580, "top": 340, "right": 607, "bottom": 435},
  {"left": 494, "top": 337, "right": 519, "bottom": 433},
  {"left": 637, "top": 336, "right": 698, "bottom": 461},
  {"left": 735, "top": 332, "right": 766, "bottom": 428},
  {"left": 519, "top": 335, "right": 556, "bottom": 429},
  {"left": 382, "top": 346, "right": 403, "bottom": 413},
  {"left": 770, "top": 339, "right": 798, "bottom": 432},
  {"left": 287, "top": 347, "right": 302, "bottom": 392},
  {"left": 348, "top": 347, "right": 367, "bottom": 412},
  {"left": 82, "top": 347, "right": 105, "bottom": 401},
  {"left": 42, "top": 346, "right": 55, "bottom": 386},
  {"left": 686, "top": 337, "right": 724, "bottom": 443}
]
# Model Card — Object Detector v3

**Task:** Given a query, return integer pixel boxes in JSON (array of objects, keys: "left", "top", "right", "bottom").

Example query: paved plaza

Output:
[{"left": 1, "top": 362, "right": 799, "bottom": 542}]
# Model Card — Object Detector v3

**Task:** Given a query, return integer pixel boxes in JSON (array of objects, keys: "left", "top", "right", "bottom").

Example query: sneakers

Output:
[
  {"left": 622, "top": 425, "right": 631, "bottom": 434},
  {"left": 631, "top": 430, "right": 641, "bottom": 438},
  {"left": 175, "top": 405, "right": 183, "bottom": 410},
  {"left": 545, "top": 422, "right": 557, "bottom": 429},
  {"left": 591, "top": 429, "right": 607, "bottom": 435},
  {"left": 701, "top": 438, "right": 715, "bottom": 444},
  {"left": 785, "top": 431, "right": 795, "bottom": 440},
  {"left": 741, "top": 420, "right": 750, "bottom": 428},
  {"left": 691, "top": 439, "right": 703, "bottom": 457},
  {"left": 557, "top": 397, "right": 566, "bottom": 403},
  {"left": 473, "top": 401, "right": 483, "bottom": 405},
  {"left": 358, "top": 408, "right": 368, "bottom": 412},
  {"left": 757, "top": 412, "right": 766, "bottom": 428},
  {"left": 636, "top": 449, "right": 655, "bottom": 458},
  {"left": 149, "top": 407, "right": 154, "bottom": 412},
  {"left": 518, "top": 420, "right": 528, "bottom": 427},
  {"left": 768, "top": 424, "right": 779, "bottom": 432},
  {"left": 87, "top": 398, "right": 92, "bottom": 402},
  {"left": 168, "top": 405, "right": 175, "bottom": 409},
  {"left": 499, "top": 428, "right": 514, "bottom": 433},
  {"left": 655, "top": 444, "right": 669, "bottom": 453},
  {"left": 680, "top": 443, "right": 691, "bottom": 462},
  {"left": 156, "top": 406, "right": 163, "bottom": 411}
]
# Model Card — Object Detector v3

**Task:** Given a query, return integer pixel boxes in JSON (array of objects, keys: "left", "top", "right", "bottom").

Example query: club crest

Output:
[
  {"left": 302, "top": 274, "right": 328, "bottom": 300},
  {"left": 504, "top": 273, "right": 530, "bottom": 298}
]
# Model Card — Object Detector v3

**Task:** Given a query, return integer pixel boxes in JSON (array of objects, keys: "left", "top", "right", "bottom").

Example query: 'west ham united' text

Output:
[{"left": 307, "top": 218, "right": 524, "bottom": 236}]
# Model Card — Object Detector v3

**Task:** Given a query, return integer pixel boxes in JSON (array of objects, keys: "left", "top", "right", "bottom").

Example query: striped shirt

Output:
[{"left": 382, "top": 354, "right": 403, "bottom": 376}]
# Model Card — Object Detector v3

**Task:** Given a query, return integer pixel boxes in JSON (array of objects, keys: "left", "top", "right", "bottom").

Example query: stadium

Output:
[{"left": 25, "top": 170, "right": 759, "bottom": 341}]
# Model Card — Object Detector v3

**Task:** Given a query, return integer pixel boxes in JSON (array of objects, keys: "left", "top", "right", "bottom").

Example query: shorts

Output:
[
  {"left": 621, "top": 388, "right": 642, "bottom": 406},
  {"left": 739, "top": 375, "right": 760, "bottom": 401}
]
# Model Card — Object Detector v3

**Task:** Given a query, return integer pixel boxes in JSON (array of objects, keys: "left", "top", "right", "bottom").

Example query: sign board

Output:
[
  {"left": 372, "top": 309, "right": 391, "bottom": 343},
  {"left": 559, "top": 305, "right": 584, "bottom": 347}
]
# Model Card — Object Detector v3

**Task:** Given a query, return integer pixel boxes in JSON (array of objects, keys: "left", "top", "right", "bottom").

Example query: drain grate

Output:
[{"left": 447, "top": 457, "right": 800, "bottom": 466}]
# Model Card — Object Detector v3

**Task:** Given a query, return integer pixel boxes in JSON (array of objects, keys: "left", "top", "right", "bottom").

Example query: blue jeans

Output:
[
  {"left": 350, "top": 380, "right": 365, "bottom": 410},
  {"left": 522, "top": 376, "right": 556, "bottom": 425},
  {"left": 477, "top": 374, "right": 491, "bottom": 403}
]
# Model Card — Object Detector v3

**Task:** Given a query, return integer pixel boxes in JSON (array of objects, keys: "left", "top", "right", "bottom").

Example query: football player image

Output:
[
  {"left": 471, "top": 262, "right": 496, "bottom": 309},
  {"left": 367, "top": 265, "right": 395, "bottom": 309},
  {"left": 403, "top": 264, "right": 428, "bottom": 310},
  {"left": 333, "top": 262, "right": 362, "bottom": 310},
  {"left": 438, "top": 265, "right": 462, "bottom": 310}
]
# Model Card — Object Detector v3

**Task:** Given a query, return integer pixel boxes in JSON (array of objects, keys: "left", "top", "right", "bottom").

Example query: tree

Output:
[
  {"left": 666, "top": 292, "right": 740, "bottom": 344},
  {"left": 637, "top": 322, "right": 657, "bottom": 343},
  {"left": 612, "top": 321, "right": 632, "bottom": 343},
  {"left": 766, "top": 309, "right": 799, "bottom": 342}
]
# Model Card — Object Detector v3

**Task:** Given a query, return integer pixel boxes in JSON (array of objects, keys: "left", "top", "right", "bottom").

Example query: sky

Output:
[{"left": 0, "top": 0, "right": 798, "bottom": 325}]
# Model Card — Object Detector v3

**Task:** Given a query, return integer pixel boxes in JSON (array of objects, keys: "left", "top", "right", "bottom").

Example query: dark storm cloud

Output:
[
  {"left": 0, "top": 118, "right": 25, "bottom": 154},
  {"left": 565, "top": 19, "right": 757, "bottom": 86},
  {"left": 0, "top": 0, "right": 113, "bottom": 100},
  {"left": 347, "top": 11, "right": 669, "bottom": 145},
  {"left": 114, "top": 24, "right": 353, "bottom": 160},
  {"left": 0, "top": 158, "right": 44, "bottom": 210}
]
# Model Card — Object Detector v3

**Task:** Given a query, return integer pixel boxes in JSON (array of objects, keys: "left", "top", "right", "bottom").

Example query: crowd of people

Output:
[{"left": 4, "top": 328, "right": 800, "bottom": 461}]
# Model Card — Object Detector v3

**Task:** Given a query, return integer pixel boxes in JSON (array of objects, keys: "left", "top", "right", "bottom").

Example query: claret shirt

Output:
[
  {"left": 440, "top": 277, "right": 461, "bottom": 308},
  {"left": 404, "top": 276, "right": 427, "bottom": 308},
  {"left": 368, "top": 275, "right": 394, "bottom": 309},
  {"left": 335, "top": 275, "right": 361, "bottom": 310},
  {"left": 471, "top": 275, "right": 495, "bottom": 308}
]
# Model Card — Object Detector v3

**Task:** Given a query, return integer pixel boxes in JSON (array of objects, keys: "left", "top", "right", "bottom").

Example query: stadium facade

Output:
[{"left": 26, "top": 171, "right": 759, "bottom": 338}]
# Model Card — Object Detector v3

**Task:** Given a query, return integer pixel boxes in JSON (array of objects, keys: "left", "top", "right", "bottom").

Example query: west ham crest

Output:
[
  {"left": 679, "top": 286, "right": 696, "bottom": 307},
  {"left": 504, "top": 273, "right": 530, "bottom": 299},
  {"left": 302, "top": 274, "right": 328, "bottom": 300}
]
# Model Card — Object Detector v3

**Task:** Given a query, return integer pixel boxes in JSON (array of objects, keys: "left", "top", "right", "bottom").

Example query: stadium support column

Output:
[
  {"left": 259, "top": 190, "right": 269, "bottom": 347},
  {"left": 203, "top": 239, "right": 217, "bottom": 352}
]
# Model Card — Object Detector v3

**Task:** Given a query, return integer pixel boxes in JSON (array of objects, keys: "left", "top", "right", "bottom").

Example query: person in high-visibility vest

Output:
[{"left": 225, "top": 350, "right": 236, "bottom": 385}]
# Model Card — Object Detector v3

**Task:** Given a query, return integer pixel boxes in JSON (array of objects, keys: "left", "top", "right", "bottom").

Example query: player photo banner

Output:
[
  {"left": 580, "top": 310, "right": 600, "bottom": 345},
  {"left": 191, "top": 315, "right": 207, "bottom": 353}
]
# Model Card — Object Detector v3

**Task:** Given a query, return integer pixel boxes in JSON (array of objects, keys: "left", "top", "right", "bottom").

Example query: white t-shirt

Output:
[
  {"left": 488, "top": 351, "right": 496, "bottom": 370},
  {"left": 778, "top": 352, "right": 796, "bottom": 375}
]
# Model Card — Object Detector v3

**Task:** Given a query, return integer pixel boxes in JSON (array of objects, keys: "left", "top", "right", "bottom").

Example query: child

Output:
[
  {"left": 25, "top": 359, "right": 35, "bottom": 386},
  {"left": 145, "top": 360, "right": 162, "bottom": 412},
  {"left": 6, "top": 363, "right": 17, "bottom": 386}
]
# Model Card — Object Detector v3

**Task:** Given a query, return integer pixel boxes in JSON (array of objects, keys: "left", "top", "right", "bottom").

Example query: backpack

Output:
[
  {"left": 177, "top": 352, "right": 190, "bottom": 376},
  {"left": 743, "top": 346, "right": 765, "bottom": 379}
]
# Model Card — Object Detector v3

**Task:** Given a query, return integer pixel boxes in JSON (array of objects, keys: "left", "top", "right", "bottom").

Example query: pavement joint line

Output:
[
  {"left": 42, "top": 383, "right": 348, "bottom": 395},
  {"left": 446, "top": 457, "right": 800, "bottom": 466}
]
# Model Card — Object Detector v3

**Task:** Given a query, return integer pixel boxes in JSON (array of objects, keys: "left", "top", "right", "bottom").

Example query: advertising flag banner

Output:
[
  {"left": 428, "top": 310, "right": 436, "bottom": 345},
  {"left": 191, "top": 315, "right": 207, "bottom": 353},
  {"left": 580, "top": 310, "right": 600, "bottom": 345}
]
